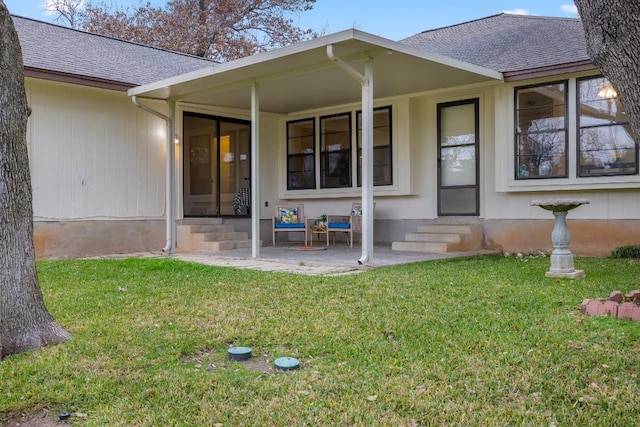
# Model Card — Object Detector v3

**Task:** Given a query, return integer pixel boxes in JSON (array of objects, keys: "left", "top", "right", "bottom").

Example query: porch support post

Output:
[
  {"left": 326, "top": 45, "right": 374, "bottom": 265},
  {"left": 168, "top": 100, "right": 177, "bottom": 254},
  {"left": 251, "top": 80, "right": 261, "bottom": 258},
  {"left": 360, "top": 58, "right": 374, "bottom": 265}
]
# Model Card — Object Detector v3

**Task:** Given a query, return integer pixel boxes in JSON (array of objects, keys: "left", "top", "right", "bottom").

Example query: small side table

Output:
[{"left": 310, "top": 224, "right": 329, "bottom": 246}]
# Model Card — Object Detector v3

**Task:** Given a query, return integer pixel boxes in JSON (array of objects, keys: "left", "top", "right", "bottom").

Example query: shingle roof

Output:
[
  {"left": 13, "top": 15, "right": 215, "bottom": 87},
  {"left": 400, "top": 13, "right": 591, "bottom": 74}
]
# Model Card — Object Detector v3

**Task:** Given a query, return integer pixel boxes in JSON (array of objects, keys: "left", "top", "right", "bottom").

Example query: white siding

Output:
[{"left": 26, "top": 79, "right": 167, "bottom": 221}]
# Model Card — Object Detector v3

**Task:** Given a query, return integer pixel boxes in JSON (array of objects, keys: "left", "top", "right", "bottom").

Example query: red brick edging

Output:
[{"left": 581, "top": 290, "right": 640, "bottom": 321}]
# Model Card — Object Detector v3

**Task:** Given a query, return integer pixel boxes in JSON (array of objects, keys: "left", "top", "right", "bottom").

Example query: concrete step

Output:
[
  {"left": 392, "top": 224, "right": 484, "bottom": 253},
  {"left": 190, "top": 224, "right": 234, "bottom": 233},
  {"left": 201, "top": 239, "right": 255, "bottom": 251},
  {"left": 181, "top": 217, "right": 224, "bottom": 226},
  {"left": 405, "top": 232, "right": 461, "bottom": 243},
  {"left": 416, "top": 224, "right": 478, "bottom": 234},
  {"left": 203, "top": 231, "right": 249, "bottom": 242},
  {"left": 392, "top": 241, "right": 451, "bottom": 253},
  {"left": 177, "top": 220, "right": 259, "bottom": 253}
]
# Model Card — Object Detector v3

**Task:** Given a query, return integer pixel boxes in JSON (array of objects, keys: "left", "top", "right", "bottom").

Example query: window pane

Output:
[
  {"left": 441, "top": 145, "right": 476, "bottom": 186},
  {"left": 357, "top": 107, "right": 392, "bottom": 186},
  {"left": 287, "top": 119, "right": 315, "bottom": 190},
  {"left": 516, "top": 132, "right": 566, "bottom": 177},
  {"left": 441, "top": 103, "right": 476, "bottom": 147},
  {"left": 516, "top": 83, "right": 566, "bottom": 132},
  {"left": 321, "top": 113, "right": 351, "bottom": 188},
  {"left": 515, "top": 82, "right": 567, "bottom": 179},
  {"left": 578, "top": 76, "right": 627, "bottom": 126},
  {"left": 579, "top": 124, "right": 636, "bottom": 175},
  {"left": 578, "top": 76, "right": 637, "bottom": 176}
]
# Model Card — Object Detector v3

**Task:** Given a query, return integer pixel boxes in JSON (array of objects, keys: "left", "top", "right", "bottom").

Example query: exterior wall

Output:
[
  {"left": 26, "top": 78, "right": 168, "bottom": 221},
  {"left": 26, "top": 78, "right": 169, "bottom": 259},
  {"left": 484, "top": 219, "right": 640, "bottom": 257},
  {"left": 34, "top": 220, "right": 165, "bottom": 259},
  {"left": 247, "top": 74, "right": 640, "bottom": 255},
  {"left": 487, "top": 72, "right": 640, "bottom": 221},
  {"left": 27, "top": 71, "right": 640, "bottom": 258}
]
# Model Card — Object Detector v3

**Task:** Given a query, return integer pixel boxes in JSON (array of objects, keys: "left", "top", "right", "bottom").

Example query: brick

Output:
[
  {"left": 618, "top": 302, "right": 635, "bottom": 320},
  {"left": 602, "top": 301, "right": 619, "bottom": 318},
  {"left": 632, "top": 305, "right": 640, "bottom": 322},
  {"left": 626, "top": 290, "right": 640, "bottom": 302},
  {"left": 580, "top": 299, "right": 592, "bottom": 315},
  {"left": 608, "top": 291, "right": 624, "bottom": 303},
  {"left": 584, "top": 300, "right": 601, "bottom": 316}
]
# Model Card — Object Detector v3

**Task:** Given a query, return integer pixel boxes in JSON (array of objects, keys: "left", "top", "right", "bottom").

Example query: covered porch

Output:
[{"left": 128, "top": 29, "right": 502, "bottom": 265}]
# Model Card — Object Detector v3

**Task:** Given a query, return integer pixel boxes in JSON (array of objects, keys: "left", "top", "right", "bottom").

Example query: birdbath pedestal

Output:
[{"left": 530, "top": 198, "right": 590, "bottom": 279}]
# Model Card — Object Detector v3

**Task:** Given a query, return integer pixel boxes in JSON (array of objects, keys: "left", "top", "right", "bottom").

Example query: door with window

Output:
[
  {"left": 183, "top": 113, "right": 251, "bottom": 217},
  {"left": 437, "top": 99, "right": 479, "bottom": 216}
]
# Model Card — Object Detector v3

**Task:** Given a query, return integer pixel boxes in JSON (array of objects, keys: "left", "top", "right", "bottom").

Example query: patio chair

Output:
[
  {"left": 272, "top": 204, "right": 307, "bottom": 246},
  {"left": 327, "top": 202, "right": 375, "bottom": 248}
]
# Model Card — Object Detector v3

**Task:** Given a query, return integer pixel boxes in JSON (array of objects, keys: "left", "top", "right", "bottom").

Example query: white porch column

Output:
[
  {"left": 251, "top": 80, "right": 261, "bottom": 258},
  {"left": 360, "top": 58, "right": 374, "bottom": 265},
  {"left": 327, "top": 45, "right": 374, "bottom": 265},
  {"left": 168, "top": 100, "right": 177, "bottom": 254}
]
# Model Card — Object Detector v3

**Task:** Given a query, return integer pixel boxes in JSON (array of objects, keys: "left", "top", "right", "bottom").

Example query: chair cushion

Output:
[
  {"left": 328, "top": 222, "right": 350, "bottom": 229},
  {"left": 279, "top": 207, "right": 298, "bottom": 224},
  {"left": 275, "top": 223, "right": 305, "bottom": 229},
  {"left": 351, "top": 205, "right": 362, "bottom": 216}
]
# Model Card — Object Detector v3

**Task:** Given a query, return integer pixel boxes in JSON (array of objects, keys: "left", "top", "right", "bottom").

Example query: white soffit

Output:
[{"left": 128, "top": 29, "right": 503, "bottom": 114}]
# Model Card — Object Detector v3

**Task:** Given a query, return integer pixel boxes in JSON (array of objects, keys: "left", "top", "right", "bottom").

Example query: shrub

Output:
[{"left": 611, "top": 244, "right": 640, "bottom": 258}]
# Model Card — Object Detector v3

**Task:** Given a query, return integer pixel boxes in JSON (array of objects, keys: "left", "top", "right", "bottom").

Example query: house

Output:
[
  {"left": 16, "top": 13, "right": 640, "bottom": 260},
  {"left": 14, "top": 16, "right": 213, "bottom": 258}
]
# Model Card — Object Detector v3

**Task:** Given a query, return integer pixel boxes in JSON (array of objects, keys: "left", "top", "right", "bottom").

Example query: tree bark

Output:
[
  {"left": 0, "top": 0, "right": 71, "bottom": 358},
  {"left": 574, "top": 0, "right": 640, "bottom": 141}
]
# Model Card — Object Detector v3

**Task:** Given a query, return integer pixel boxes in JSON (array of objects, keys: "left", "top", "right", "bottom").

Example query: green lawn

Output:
[{"left": 1, "top": 255, "right": 639, "bottom": 426}]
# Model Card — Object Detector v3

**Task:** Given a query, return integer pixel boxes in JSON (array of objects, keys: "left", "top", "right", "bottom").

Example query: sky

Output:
[{"left": 4, "top": 0, "right": 578, "bottom": 41}]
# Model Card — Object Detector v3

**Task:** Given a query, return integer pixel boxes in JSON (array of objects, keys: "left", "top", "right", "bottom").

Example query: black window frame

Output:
[
  {"left": 286, "top": 118, "right": 316, "bottom": 190},
  {"left": 514, "top": 80, "right": 569, "bottom": 180},
  {"left": 576, "top": 75, "right": 638, "bottom": 177},
  {"left": 319, "top": 112, "right": 352, "bottom": 189},
  {"left": 356, "top": 106, "right": 393, "bottom": 187}
]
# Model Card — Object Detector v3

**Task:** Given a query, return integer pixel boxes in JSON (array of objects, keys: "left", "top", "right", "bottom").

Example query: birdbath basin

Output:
[{"left": 531, "top": 198, "right": 590, "bottom": 279}]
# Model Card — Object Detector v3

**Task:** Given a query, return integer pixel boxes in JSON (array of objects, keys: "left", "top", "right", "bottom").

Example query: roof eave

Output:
[
  {"left": 25, "top": 67, "right": 135, "bottom": 91},
  {"left": 503, "top": 60, "right": 596, "bottom": 82}
]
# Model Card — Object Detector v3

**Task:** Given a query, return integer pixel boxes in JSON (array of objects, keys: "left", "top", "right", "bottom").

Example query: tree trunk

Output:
[
  {"left": 0, "top": 0, "right": 71, "bottom": 358},
  {"left": 574, "top": 0, "right": 640, "bottom": 141}
]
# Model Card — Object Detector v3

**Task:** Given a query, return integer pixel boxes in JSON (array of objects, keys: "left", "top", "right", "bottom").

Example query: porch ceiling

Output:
[{"left": 129, "top": 29, "right": 503, "bottom": 114}]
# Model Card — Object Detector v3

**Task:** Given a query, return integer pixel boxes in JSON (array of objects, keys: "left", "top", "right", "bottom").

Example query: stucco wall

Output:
[
  {"left": 34, "top": 220, "right": 165, "bottom": 259},
  {"left": 484, "top": 219, "right": 640, "bottom": 257}
]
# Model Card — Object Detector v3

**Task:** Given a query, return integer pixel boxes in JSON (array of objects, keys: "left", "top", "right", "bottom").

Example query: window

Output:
[
  {"left": 286, "top": 118, "right": 315, "bottom": 190},
  {"left": 320, "top": 113, "right": 352, "bottom": 188},
  {"left": 357, "top": 106, "right": 393, "bottom": 186},
  {"left": 515, "top": 81, "right": 568, "bottom": 179},
  {"left": 578, "top": 76, "right": 637, "bottom": 176}
]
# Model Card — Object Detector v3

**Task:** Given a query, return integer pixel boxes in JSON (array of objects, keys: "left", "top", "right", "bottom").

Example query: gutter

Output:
[{"left": 131, "top": 95, "right": 175, "bottom": 253}]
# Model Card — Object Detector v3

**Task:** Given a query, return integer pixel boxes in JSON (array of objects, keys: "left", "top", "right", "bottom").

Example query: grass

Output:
[{"left": 1, "top": 255, "right": 640, "bottom": 426}]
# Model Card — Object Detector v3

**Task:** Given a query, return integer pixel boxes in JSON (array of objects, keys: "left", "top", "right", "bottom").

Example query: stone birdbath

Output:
[{"left": 530, "top": 198, "right": 590, "bottom": 279}]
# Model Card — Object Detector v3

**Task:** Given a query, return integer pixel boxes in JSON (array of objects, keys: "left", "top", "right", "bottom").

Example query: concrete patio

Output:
[{"left": 165, "top": 244, "right": 501, "bottom": 275}]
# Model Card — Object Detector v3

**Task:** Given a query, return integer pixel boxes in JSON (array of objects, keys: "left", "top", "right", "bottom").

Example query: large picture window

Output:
[
  {"left": 357, "top": 106, "right": 392, "bottom": 186},
  {"left": 286, "top": 118, "right": 315, "bottom": 190},
  {"left": 320, "top": 113, "right": 352, "bottom": 188},
  {"left": 578, "top": 76, "right": 637, "bottom": 176},
  {"left": 515, "top": 82, "right": 568, "bottom": 179}
]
